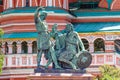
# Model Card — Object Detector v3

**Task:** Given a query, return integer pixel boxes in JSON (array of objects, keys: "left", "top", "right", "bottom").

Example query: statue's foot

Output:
[
  {"left": 37, "top": 65, "right": 40, "bottom": 68},
  {"left": 55, "top": 66, "right": 62, "bottom": 69},
  {"left": 69, "top": 62, "right": 77, "bottom": 70},
  {"left": 37, "top": 65, "right": 46, "bottom": 69},
  {"left": 44, "top": 65, "right": 49, "bottom": 69}
]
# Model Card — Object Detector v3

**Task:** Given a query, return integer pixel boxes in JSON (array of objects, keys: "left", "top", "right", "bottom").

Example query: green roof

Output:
[
  {"left": 72, "top": 10, "right": 120, "bottom": 17},
  {"left": 3, "top": 32, "right": 37, "bottom": 39},
  {"left": 74, "top": 22, "right": 120, "bottom": 33}
]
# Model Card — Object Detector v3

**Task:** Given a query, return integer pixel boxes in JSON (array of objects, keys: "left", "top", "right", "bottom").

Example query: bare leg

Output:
[
  {"left": 37, "top": 50, "right": 42, "bottom": 68},
  {"left": 49, "top": 47, "right": 61, "bottom": 69}
]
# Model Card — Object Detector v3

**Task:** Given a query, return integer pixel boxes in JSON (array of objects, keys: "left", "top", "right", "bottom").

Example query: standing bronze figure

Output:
[{"left": 34, "top": 7, "right": 61, "bottom": 69}]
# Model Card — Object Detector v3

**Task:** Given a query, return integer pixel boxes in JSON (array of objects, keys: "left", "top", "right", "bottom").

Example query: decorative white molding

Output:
[
  {"left": 105, "top": 35, "right": 120, "bottom": 40},
  {"left": 22, "top": 0, "right": 25, "bottom": 7},
  {"left": 9, "top": 0, "right": 13, "bottom": 8},
  {"left": 30, "top": 0, "right": 32, "bottom": 6}
]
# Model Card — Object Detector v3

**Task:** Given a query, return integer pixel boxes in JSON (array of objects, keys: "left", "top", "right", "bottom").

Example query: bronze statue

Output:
[
  {"left": 34, "top": 7, "right": 92, "bottom": 71},
  {"left": 57, "top": 24, "right": 86, "bottom": 69},
  {"left": 34, "top": 7, "right": 61, "bottom": 69}
]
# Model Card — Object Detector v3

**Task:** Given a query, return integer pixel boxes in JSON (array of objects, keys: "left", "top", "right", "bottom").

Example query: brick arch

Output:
[
  {"left": 91, "top": 36, "right": 105, "bottom": 43},
  {"left": 81, "top": 37, "right": 90, "bottom": 43}
]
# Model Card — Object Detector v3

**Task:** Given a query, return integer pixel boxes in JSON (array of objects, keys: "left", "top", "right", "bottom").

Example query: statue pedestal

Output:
[{"left": 27, "top": 73, "right": 93, "bottom": 80}]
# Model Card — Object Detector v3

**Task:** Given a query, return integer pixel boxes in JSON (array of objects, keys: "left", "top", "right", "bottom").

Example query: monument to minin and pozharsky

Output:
[{"left": 28, "top": 7, "right": 93, "bottom": 80}]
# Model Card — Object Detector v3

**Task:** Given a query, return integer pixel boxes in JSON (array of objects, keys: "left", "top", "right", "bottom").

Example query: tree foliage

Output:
[
  {"left": 98, "top": 64, "right": 120, "bottom": 80},
  {"left": 0, "top": 28, "right": 4, "bottom": 74},
  {"left": 0, "top": 53, "right": 4, "bottom": 73}
]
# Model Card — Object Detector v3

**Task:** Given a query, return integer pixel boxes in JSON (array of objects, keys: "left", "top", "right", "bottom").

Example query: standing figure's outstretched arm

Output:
[{"left": 34, "top": 7, "right": 43, "bottom": 23}]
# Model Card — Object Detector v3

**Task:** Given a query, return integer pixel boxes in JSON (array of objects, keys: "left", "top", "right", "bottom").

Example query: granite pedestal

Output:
[{"left": 27, "top": 73, "right": 93, "bottom": 80}]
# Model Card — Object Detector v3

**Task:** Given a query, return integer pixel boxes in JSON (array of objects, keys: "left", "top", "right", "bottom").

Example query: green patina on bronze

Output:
[
  {"left": 34, "top": 7, "right": 61, "bottom": 69},
  {"left": 34, "top": 7, "right": 92, "bottom": 70}
]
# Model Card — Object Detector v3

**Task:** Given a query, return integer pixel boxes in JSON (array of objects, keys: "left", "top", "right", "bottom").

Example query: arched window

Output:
[
  {"left": 12, "top": 42, "right": 17, "bottom": 54},
  {"left": 114, "top": 39, "right": 120, "bottom": 54},
  {"left": 94, "top": 38, "right": 105, "bottom": 52},
  {"left": 5, "top": 42, "right": 8, "bottom": 54},
  {"left": 82, "top": 39, "right": 89, "bottom": 51},
  {"left": 32, "top": 41, "right": 37, "bottom": 53},
  {"left": 21, "top": 41, "right": 28, "bottom": 54}
]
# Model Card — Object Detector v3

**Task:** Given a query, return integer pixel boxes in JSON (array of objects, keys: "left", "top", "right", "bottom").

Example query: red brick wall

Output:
[
  {"left": 39, "top": 0, "right": 46, "bottom": 6},
  {"left": 0, "top": 5, "right": 3, "bottom": 12},
  {"left": 69, "top": 0, "right": 77, "bottom": 3},
  {"left": 31, "top": 0, "right": 38, "bottom": 7}
]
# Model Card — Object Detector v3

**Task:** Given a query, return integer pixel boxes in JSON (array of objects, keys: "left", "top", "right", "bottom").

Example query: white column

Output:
[
  {"left": 89, "top": 43, "right": 94, "bottom": 53},
  {"left": 63, "top": 0, "right": 68, "bottom": 9},
  {"left": 47, "top": 0, "right": 52, "bottom": 6},
  {"left": 53, "top": 0, "right": 55, "bottom": 6},
  {"left": 9, "top": 0, "right": 13, "bottom": 8},
  {"left": 30, "top": 0, "right": 32, "bottom": 6},
  {"left": 46, "top": 0, "right": 47, "bottom": 6},
  {"left": 22, "top": 0, "right": 25, "bottom": 7},
  {"left": 17, "top": 41, "right": 22, "bottom": 54},
  {"left": 8, "top": 42, "right": 13, "bottom": 54},
  {"left": 28, "top": 41, "right": 32, "bottom": 54}
]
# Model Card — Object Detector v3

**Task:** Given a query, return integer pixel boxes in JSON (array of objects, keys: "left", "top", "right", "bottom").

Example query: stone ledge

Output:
[{"left": 27, "top": 73, "right": 93, "bottom": 80}]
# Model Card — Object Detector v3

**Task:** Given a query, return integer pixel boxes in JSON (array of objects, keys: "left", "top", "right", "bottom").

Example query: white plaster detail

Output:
[
  {"left": 22, "top": 0, "right": 25, "bottom": 7},
  {"left": 47, "top": 0, "right": 53, "bottom": 6},
  {"left": 7, "top": 42, "right": 13, "bottom": 54},
  {"left": 27, "top": 41, "right": 32, "bottom": 53},
  {"left": 9, "top": 0, "right": 13, "bottom": 8},
  {"left": 105, "top": 35, "right": 120, "bottom": 40},
  {"left": 30, "top": 0, "right": 32, "bottom": 6}
]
